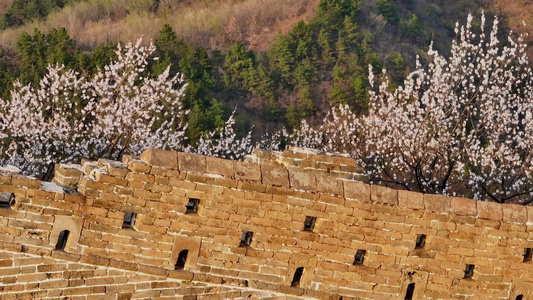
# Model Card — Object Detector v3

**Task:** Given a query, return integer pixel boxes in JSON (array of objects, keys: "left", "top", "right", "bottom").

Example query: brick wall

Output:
[{"left": 0, "top": 147, "right": 532, "bottom": 299}]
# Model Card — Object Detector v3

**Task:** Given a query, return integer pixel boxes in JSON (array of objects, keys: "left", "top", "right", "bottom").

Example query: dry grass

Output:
[
  {"left": 0, "top": 0, "right": 319, "bottom": 51},
  {"left": 491, "top": 0, "right": 533, "bottom": 59},
  {"left": 0, "top": 0, "right": 12, "bottom": 13}
]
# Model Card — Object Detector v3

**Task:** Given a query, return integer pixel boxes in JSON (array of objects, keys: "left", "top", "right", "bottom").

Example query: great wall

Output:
[{"left": 0, "top": 147, "right": 531, "bottom": 299}]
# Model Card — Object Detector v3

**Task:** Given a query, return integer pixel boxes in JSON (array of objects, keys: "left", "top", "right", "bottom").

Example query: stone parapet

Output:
[{"left": 0, "top": 147, "right": 530, "bottom": 299}]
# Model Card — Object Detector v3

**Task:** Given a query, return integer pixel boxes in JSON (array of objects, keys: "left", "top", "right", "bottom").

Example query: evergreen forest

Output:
[{"left": 0, "top": 0, "right": 524, "bottom": 143}]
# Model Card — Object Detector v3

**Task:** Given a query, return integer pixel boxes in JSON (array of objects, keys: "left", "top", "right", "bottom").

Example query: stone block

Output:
[
  {"left": 316, "top": 174, "right": 343, "bottom": 196},
  {"left": 424, "top": 194, "right": 451, "bottom": 213},
  {"left": 502, "top": 204, "right": 527, "bottom": 224},
  {"left": 55, "top": 164, "right": 83, "bottom": 178},
  {"left": 94, "top": 170, "right": 127, "bottom": 186},
  {"left": 49, "top": 215, "right": 83, "bottom": 251},
  {"left": 398, "top": 190, "right": 424, "bottom": 210},
  {"left": 150, "top": 167, "right": 179, "bottom": 178},
  {"left": 261, "top": 164, "right": 289, "bottom": 187},
  {"left": 287, "top": 253, "right": 318, "bottom": 287},
  {"left": 477, "top": 201, "right": 503, "bottom": 220},
  {"left": 122, "top": 155, "right": 151, "bottom": 173},
  {"left": 52, "top": 173, "right": 79, "bottom": 187},
  {"left": 178, "top": 152, "right": 207, "bottom": 173},
  {"left": 253, "top": 148, "right": 278, "bottom": 160},
  {"left": 450, "top": 196, "right": 477, "bottom": 216},
  {"left": 331, "top": 156, "right": 357, "bottom": 166},
  {"left": 371, "top": 185, "right": 398, "bottom": 206},
  {"left": 206, "top": 156, "right": 234, "bottom": 178},
  {"left": 140, "top": 148, "right": 178, "bottom": 169},
  {"left": 170, "top": 236, "right": 202, "bottom": 271},
  {"left": 289, "top": 168, "right": 316, "bottom": 191},
  {"left": 235, "top": 161, "right": 262, "bottom": 181},
  {"left": 0, "top": 173, "right": 11, "bottom": 184},
  {"left": 343, "top": 180, "right": 370, "bottom": 201},
  {"left": 11, "top": 175, "right": 41, "bottom": 189},
  {"left": 282, "top": 148, "right": 309, "bottom": 159},
  {"left": 98, "top": 159, "right": 129, "bottom": 178},
  {"left": 81, "top": 161, "right": 98, "bottom": 175},
  {"left": 527, "top": 206, "right": 533, "bottom": 225}
]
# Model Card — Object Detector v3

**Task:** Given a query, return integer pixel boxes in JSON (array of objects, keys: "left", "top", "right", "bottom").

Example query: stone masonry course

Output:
[{"left": 0, "top": 147, "right": 531, "bottom": 299}]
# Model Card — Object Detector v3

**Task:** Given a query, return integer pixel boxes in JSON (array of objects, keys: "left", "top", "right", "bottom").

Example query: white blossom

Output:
[
  {"left": 269, "top": 13, "right": 533, "bottom": 204},
  {"left": 192, "top": 111, "right": 253, "bottom": 160},
  {"left": 0, "top": 38, "right": 188, "bottom": 176},
  {"left": 0, "top": 38, "right": 254, "bottom": 176}
]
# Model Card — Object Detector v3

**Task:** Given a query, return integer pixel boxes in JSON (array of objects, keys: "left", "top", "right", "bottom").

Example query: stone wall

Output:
[{"left": 0, "top": 147, "right": 532, "bottom": 299}]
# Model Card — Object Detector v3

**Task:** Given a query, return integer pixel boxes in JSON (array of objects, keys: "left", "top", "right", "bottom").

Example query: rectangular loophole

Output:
[
  {"left": 186, "top": 198, "right": 199, "bottom": 214},
  {"left": 464, "top": 264, "right": 475, "bottom": 279},
  {"left": 303, "top": 216, "right": 316, "bottom": 231},
  {"left": 291, "top": 267, "right": 304, "bottom": 287},
  {"left": 122, "top": 211, "right": 136, "bottom": 229},
  {"left": 240, "top": 231, "right": 253, "bottom": 247},
  {"left": 353, "top": 249, "right": 366, "bottom": 265},
  {"left": 0, "top": 192, "right": 14, "bottom": 208},
  {"left": 56, "top": 230, "right": 70, "bottom": 251},
  {"left": 415, "top": 234, "right": 426, "bottom": 249},
  {"left": 175, "top": 249, "right": 189, "bottom": 270},
  {"left": 404, "top": 282, "right": 415, "bottom": 300},
  {"left": 524, "top": 248, "right": 532, "bottom": 262}
]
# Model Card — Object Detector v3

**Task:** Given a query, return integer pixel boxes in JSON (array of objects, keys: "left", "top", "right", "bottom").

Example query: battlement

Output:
[{"left": 0, "top": 147, "right": 531, "bottom": 299}]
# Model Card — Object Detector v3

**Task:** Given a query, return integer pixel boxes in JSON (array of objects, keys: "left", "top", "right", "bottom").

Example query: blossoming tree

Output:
[
  {"left": 0, "top": 38, "right": 252, "bottom": 177},
  {"left": 273, "top": 13, "right": 533, "bottom": 204}
]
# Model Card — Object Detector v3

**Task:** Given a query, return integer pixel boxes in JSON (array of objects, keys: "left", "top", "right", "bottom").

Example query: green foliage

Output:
[
  {"left": 405, "top": 13, "right": 421, "bottom": 37},
  {"left": 224, "top": 41, "right": 255, "bottom": 86},
  {"left": 352, "top": 75, "right": 369, "bottom": 110},
  {"left": 249, "top": 63, "right": 275, "bottom": 101},
  {"left": 152, "top": 25, "right": 228, "bottom": 144},
  {"left": 314, "top": 0, "right": 360, "bottom": 29},
  {"left": 0, "top": 0, "right": 78, "bottom": 29},
  {"left": 16, "top": 28, "right": 77, "bottom": 86},
  {"left": 328, "top": 63, "right": 347, "bottom": 105},
  {"left": 286, "top": 96, "right": 314, "bottom": 129},
  {"left": 268, "top": 33, "right": 295, "bottom": 86},
  {"left": 318, "top": 28, "right": 334, "bottom": 64},
  {"left": 377, "top": 0, "right": 400, "bottom": 25},
  {"left": 0, "top": 0, "right": 391, "bottom": 143},
  {"left": 386, "top": 51, "right": 407, "bottom": 82}
]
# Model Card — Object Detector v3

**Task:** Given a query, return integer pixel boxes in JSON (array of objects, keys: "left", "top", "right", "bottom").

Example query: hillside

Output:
[
  {"left": 493, "top": 0, "right": 533, "bottom": 58},
  {"left": 0, "top": 0, "right": 320, "bottom": 51},
  {"left": 0, "top": 0, "right": 530, "bottom": 143}
]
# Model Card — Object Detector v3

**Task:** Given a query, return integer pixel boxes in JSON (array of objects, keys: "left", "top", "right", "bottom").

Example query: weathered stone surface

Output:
[
  {"left": 424, "top": 194, "right": 451, "bottom": 213},
  {"left": 477, "top": 200, "right": 503, "bottom": 220},
  {"left": 371, "top": 185, "right": 398, "bottom": 206},
  {"left": 316, "top": 174, "right": 343, "bottom": 196},
  {"left": 49, "top": 215, "right": 83, "bottom": 251},
  {"left": 235, "top": 161, "right": 261, "bottom": 181},
  {"left": 11, "top": 175, "right": 41, "bottom": 189},
  {"left": 140, "top": 148, "right": 178, "bottom": 169},
  {"left": 123, "top": 155, "right": 151, "bottom": 173},
  {"left": 288, "top": 168, "right": 316, "bottom": 190},
  {"left": 0, "top": 146, "right": 532, "bottom": 300},
  {"left": 398, "top": 190, "right": 424, "bottom": 210},
  {"left": 502, "top": 204, "right": 527, "bottom": 224},
  {"left": 261, "top": 164, "right": 289, "bottom": 187},
  {"left": 98, "top": 159, "right": 129, "bottom": 178},
  {"left": 178, "top": 152, "right": 207, "bottom": 173},
  {"left": 450, "top": 196, "right": 477, "bottom": 216},
  {"left": 55, "top": 164, "right": 83, "bottom": 178},
  {"left": 343, "top": 180, "right": 370, "bottom": 201},
  {"left": 206, "top": 157, "right": 235, "bottom": 178}
]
